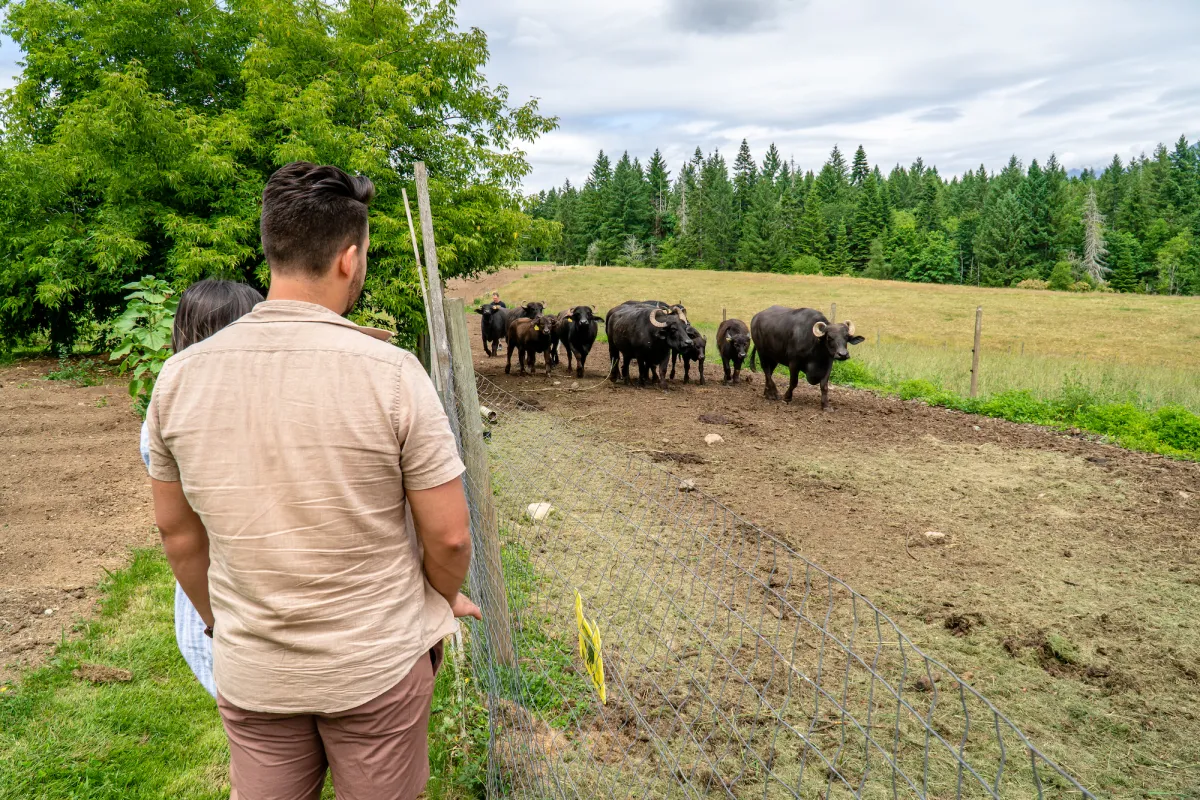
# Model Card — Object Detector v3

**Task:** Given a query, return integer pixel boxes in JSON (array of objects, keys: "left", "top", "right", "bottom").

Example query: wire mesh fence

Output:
[{"left": 449, "top": 368, "right": 1094, "bottom": 800}]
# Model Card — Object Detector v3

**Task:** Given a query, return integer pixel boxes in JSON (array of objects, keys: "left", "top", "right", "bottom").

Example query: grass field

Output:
[
  {"left": 0, "top": 551, "right": 487, "bottom": 800},
  {"left": 483, "top": 267, "right": 1200, "bottom": 413}
]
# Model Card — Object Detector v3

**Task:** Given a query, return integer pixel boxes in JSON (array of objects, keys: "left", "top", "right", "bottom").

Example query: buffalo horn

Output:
[
  {"left": 846, "top": 321, "right": 856, "bottom": 337},
  {"left": 650, "top": 309, "right": 667, "bottom": 328},
  {"left": 813, "top": 321, "right": 827, "bottom": 338}
]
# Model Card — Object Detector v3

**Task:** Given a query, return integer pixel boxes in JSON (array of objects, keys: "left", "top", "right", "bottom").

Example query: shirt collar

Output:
[{"left": 236, "top": 300, "right": 394, "bottom": 342}]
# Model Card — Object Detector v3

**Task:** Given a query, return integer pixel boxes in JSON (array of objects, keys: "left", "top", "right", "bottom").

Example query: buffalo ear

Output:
[
  {"left": 595, "top": 314, "right": 605, "bottom": 322},
  {"left": 474, "top": 306, "right": 485, "bottom": 314},
  {"left": 848, "top": 335, "right": 866, "bottom": 345}
]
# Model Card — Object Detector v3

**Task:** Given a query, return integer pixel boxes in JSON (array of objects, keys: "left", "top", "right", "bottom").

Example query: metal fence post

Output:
[
  {"left": 970, "top": 305, "right": 983, "bottom": 398},
  {"left": 445, "top": 297, "right": 516, "bottom": 667}
]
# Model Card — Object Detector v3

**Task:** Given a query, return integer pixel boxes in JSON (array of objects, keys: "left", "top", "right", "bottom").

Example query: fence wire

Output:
[{"left": 451, "top": 373, "right": 1094, "bottom": 800}]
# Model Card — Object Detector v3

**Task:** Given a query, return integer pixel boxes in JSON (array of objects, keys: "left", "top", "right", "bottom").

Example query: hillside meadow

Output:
[{"left": 485, "top": 267, "right": 1200, "bottom": 414}]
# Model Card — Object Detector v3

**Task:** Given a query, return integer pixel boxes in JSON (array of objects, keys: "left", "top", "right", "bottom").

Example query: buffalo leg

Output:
[
  {"left": 564, "top": 345, "right": 574, "bottom": 374},
  {"left": 784, "top": 365, "right": 800, "bottom": 402},
  {"left": 722, "top": 356, "right": 732, "bottom": 383},
  {"left": 622, "top": 353, "right": 633, "bottom": 385},
  {"left": 576, "top": 349, "right": 586, "bottom": 379},
  {"left": 669, "top": 352, "right": 678, "bottom": 381},
  {"left": 544, "top": 345, "right": 553, "bottom": 377},
  {"left": 505, "top": 340, "right": 515, "bottom": 374},
  {"left": 820, "top": 374, "right": 831, "bottom": 411},
  {"left": 608, "top": 344, "right": 620, "bottom": 382},
  {"left": 762, "top": 359, "right": 779, "bottom": 400},
  {"left": 697, "top": 356, "right": 705, "bottom": 385},
  {"left": 731, "top": 357, "right": 742, "bottom": 382},
  {"left": 657, "top": 357, "right": 670, "bottom": 390}
]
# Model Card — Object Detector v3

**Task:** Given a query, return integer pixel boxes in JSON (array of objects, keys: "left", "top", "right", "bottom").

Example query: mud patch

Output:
[{"left": 73, "top": 663, "right": 133, "bottom": 683}]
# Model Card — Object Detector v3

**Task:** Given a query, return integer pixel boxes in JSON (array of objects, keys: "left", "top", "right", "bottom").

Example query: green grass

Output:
[
  {"left": 0, "top": 550, "right": 487, "bottom": 800},
  {"left": 821, "top": 358, "right": 1200, "bottom": 460}
]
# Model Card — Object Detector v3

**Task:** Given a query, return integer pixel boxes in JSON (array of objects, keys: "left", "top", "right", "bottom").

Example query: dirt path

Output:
[
  {"left": 445, "top": 263, "right": 561, "bottom": 306},
  {"left": 0, "top": 361, "right": 154, "bottom": 680},
  {"left": 456, "top": 308, "right": 1200, "bottom": 790}
]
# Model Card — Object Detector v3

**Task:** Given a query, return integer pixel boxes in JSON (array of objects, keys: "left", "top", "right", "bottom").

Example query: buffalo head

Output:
[
  {"left": 723, "top": 329, "right": 750, "bottom": 360},
  {"left": 649, "top": 308, "right": 692, "bottom": 351},
  {"left": 811, "top": 320, "right": 866, "bottom": 361},
  {"left": 570, "top": 305, "right": 604, "bottom": 327}
]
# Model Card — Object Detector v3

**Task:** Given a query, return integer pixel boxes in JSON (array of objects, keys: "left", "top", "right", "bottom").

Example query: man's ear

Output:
[{"left": 336, "top": 243, "right": 360, "bottom": 280}]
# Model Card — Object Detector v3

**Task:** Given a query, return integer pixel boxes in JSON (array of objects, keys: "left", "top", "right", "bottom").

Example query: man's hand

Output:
[{"left": 450, "top": 592, "right": 483, "bottom": 620}]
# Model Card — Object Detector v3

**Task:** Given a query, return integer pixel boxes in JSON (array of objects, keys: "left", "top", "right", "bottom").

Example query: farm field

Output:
[
  {"left": 447, "top": 274, "right": 1200, "bottom": 795},
  {"left": 471, "top": 267, "right": 1200, "bottom": 414}
]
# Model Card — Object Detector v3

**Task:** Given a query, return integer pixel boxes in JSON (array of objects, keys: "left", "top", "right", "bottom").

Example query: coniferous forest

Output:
[{"left": 521, "top": 138, "right": 1200, "bottom": 295}]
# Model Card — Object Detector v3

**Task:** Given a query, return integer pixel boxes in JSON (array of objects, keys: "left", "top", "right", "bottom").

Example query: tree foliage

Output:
[
  {"left": 526, "top": 136, "right": 1200, "bottom": 296},
  {"left": 0, "top": 0, "right": 557, "bottom": 350}
]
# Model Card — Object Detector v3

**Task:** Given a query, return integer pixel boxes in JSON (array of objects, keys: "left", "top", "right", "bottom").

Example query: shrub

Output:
[
  {"left": 107, "top": 277, "right": 178, "bottom": 416},
  {"left": 1149, "top": 406, "right": 1200, "bottom": 453},
  {"left": 790, "top": 255, "right": 823, "bottom": 275},
  {"left": 1048, "top": 261, "right": 1075, "bottom": 291},
  {"left": 976, "top": 390, "right": 1052, "bottom": 424},
  {"left": 898, "top": 379, "right": 940, "bottom": 400},
  {"left": 1015, "top": 279, "right": 1050, "bottom": 290},
  {"left": 830, "top": 359, "right": 878, "bottom": 387},
  {"left": 1069, "top": 281, "right": 1093, "bottom": 292}
]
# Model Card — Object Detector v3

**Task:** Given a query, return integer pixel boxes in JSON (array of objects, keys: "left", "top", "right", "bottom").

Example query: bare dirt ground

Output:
[
  {"left": 447, "top": 285, "right": 1200, "bottom": 789},
  {"left": 0, "top": 361, "right": 154, "bottom": 681},
  {"left": 445, "top": 263, "right": 562, "bottom": 306}
]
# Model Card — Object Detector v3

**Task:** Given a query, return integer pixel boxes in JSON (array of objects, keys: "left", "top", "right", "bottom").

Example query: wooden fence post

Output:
[
  {"left": 830, "top": 302, "right": 837, "bottom": 322},
  {"left": 970, "top": 306, "right": 983, "bottom": 398},
  {"left": 402, "top": 188, "right": 441, "bottom": 391},
  {"left": 722, "top": 307, "right": 727, "bottom": 322},
  {"left": 445, "top": 297, "right": 516, "bottom": 667},
  {"left": 414, "top": 163, "right": 457, "bottom": 431}
]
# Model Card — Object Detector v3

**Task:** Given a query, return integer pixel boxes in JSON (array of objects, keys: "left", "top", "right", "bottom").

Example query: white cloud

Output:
[{"left": 458, "top": 0, "right": 1200, "bottom": 189}]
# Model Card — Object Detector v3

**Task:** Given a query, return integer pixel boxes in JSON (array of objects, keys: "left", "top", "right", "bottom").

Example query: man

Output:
[
  {"left": 146, "top": 162, "right": 480, "bottom": 800},
  {"left": 490, "top": 290, "right": 506, "bottom": 308}
]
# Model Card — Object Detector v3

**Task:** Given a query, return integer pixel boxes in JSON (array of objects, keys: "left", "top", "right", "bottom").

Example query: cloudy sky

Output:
[
  {"left": 1, "top": 1, "right": 1196, "bottom": 191},
  {"left": 455, "top": 0, "right": 1200, "bottom": 190}
]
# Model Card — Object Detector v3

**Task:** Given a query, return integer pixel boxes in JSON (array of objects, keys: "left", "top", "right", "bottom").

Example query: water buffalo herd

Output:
[{"left": 475, "top": 298, "right": 864, "bottom": 410}]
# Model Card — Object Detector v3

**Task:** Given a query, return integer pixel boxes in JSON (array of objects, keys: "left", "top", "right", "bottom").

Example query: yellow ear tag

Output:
[
  {"left": 534, "top": 324, "right": 540, "bottom": 331},
  {"left": 575, "top": 591, "right": 607, "bottom": 704}
]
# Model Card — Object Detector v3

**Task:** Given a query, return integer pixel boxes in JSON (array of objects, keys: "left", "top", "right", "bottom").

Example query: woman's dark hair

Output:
[
  {"left": 260, "top": 161, "right": 376, "bottom": 278},
  {"left": 172, "top": 279, "right": 265, "bottom": 352}
]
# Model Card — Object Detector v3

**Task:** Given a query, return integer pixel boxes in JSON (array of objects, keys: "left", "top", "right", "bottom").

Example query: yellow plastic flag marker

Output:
[{"left": 575, "top": 590, "right": 606, "bottom": 704}]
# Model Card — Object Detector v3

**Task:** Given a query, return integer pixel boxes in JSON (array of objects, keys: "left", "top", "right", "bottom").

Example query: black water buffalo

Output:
[
  {"left": 474, "top": 302, "right": 508, "bottom": 356},
  {"left": 505, "top": 312, "right": 556, "bottom": 377},
  {"left": 749, "top": 306, "right": 864, "bottom": 410},
  {"left": 498, "top": 301, "right": 545, "bottom": 365},
  {"left": 669, "top": 325, "right": 706, "bottom": 385},
  {"left": 604, "top": 303, "right": 692, "bottom": 389},
  {"left": 716, "top": 319, "right": 751, "bottom": 383},
  {"left": 553, "top": 306, "right": 604, "bottom": 378}
]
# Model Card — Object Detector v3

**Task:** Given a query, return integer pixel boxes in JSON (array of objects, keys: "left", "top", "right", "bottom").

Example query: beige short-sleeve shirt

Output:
[{"left": 145, "top": 300, "right": 465, "bottom": 714}]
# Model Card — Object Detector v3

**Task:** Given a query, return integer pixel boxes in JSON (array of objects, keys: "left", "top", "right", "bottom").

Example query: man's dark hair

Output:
[
  {"left": 172, "top": 279, "right": 265, "bottom": 352},
  {"left": 260, "top": 162, "right": 376, "bottom": 277}
]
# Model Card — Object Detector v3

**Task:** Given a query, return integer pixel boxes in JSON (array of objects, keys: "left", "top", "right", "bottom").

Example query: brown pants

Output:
[{"left": 218, "top": 645, "right": 443, "bottom": 800}]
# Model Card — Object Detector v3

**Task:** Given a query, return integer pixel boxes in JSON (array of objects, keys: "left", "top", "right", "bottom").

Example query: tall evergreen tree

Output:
[
  {"left": 974, "top": 191, "right": 1031, "bottom": 286},
  {"left": 795, "top": 191, "right": 829, "bottom": 262},
  {"left": 851, "top": 145, "right": 870, "bottom": 188},
  {"left": 732, "top": 139, "right": 758, "bottom": 226},
  {"left": 736, "top": 175, "right": 786, "bottom": 272},
  {"left": 698, "top": 150, "right": 737, "bottom": 270},
  {"left": 848, "top": 172, "right": 886, "bottom": 270},
  {"left": 646, "top": 149, "right": 672, "bottom": 241},
  {"left": 1018, "top": 159, "right": 1055, "bottom": 276},
  {"left": 762, "top": 143, "right": 783, "bottom": 184}
]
